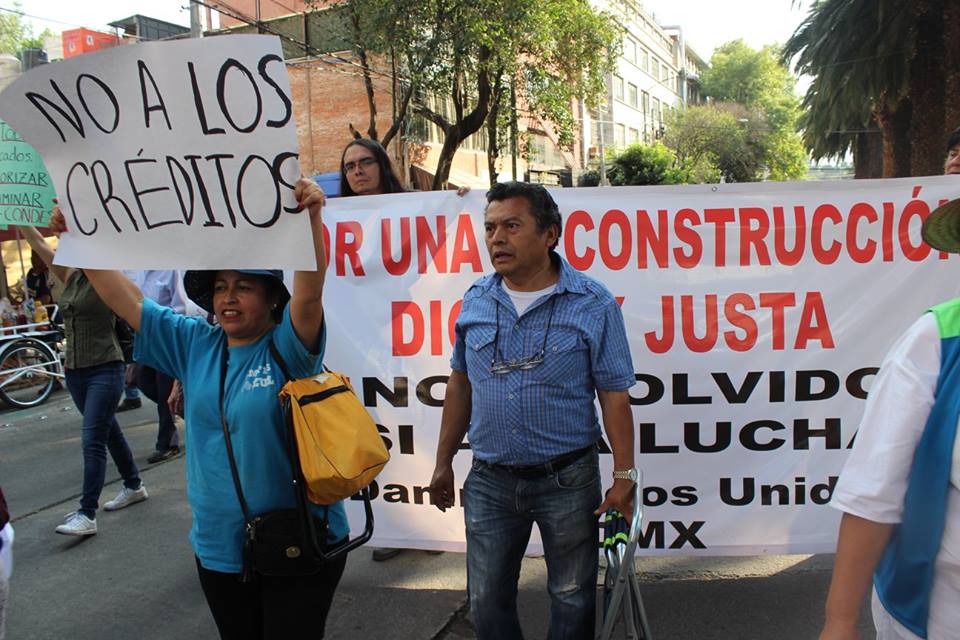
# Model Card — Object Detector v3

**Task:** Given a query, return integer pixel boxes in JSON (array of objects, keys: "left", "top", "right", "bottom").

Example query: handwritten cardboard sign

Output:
[
  {"left": 0, "top": 118, "right": 56, "bottom": 227},
  {"left": 0, "top": 35, "right": 315, "bottom": 269}
]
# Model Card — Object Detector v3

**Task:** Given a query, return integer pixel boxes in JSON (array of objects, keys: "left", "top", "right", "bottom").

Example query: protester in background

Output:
[
  {"left": 819, "top": 134, "right": 960, "bottom": 640},
  {"left": 339, "top": 138, "right": 406, "bottom": 197},
  {"left": 945, "top": 126, "right": 960, "bottom": 175},
  {"left": 429, "top": 182, "right": 636, "bottom": 640},
  {"left": 0, "top": 486, "right": 11, "bottom": 640},
  {"left": 50, "top": 178, "right": 347, "bottom": 639},
  {"left": 25, "top": 251, "right": 52, "bottom": 306},
  {"left": 117, "top": 367, "right": 142, "bottom": 412},
  {"left": 340, "top": 138, "right": 426, "bottom": 562},
  {"left": 17, "top": 225, "right": 147, "bottom": 537},
  {"left": 126, "top": 270, "right": 187, "bottom": 463}
]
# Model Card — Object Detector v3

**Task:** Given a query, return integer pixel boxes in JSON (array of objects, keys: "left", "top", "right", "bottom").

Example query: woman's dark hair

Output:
[
  {"left": 485, "top": 181, "right": 563, "bottom": 249},
  {"left": 339, "top": 139, "right": 405, "bottom": 196},
  {"left": 948, "top": 127, "right": 960, "bottom": 154},
  {"left": 261, "top": 276, "right": 285, "bottom": 323}
]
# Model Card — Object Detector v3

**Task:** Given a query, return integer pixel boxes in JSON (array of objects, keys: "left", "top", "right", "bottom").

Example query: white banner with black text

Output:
[{"left": 323, "top": 176, "right": 960, "bottom": 555}]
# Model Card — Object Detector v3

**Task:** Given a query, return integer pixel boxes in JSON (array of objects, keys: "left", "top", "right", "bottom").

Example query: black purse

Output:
[{"left": 219, "top": 342, "right": 328, "bottom": 581}]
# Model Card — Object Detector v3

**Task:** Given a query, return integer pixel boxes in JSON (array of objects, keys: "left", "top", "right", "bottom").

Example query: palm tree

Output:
[{"left": 783, "top": 0, "right": 956, "bottom": 177}]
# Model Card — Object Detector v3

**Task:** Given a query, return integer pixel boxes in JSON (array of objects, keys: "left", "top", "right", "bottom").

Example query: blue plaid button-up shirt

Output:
[{"left": 451, "top": 255, "right": 635, "bottom": 465}]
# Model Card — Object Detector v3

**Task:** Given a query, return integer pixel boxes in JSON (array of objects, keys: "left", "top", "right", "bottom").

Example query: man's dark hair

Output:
[
  {"left": 340, "top": 139, "right": 405, "bottom": 196},
  {"left": 485, "top": 181, "right": 562, "bottom": 249},
  {"left": 948, "top": 127, "right": 960, "bottom": 154}
]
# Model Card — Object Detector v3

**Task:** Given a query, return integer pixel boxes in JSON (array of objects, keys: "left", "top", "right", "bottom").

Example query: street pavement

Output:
[{"left": 0, "top": 390, "right": 876, "bottom": 640}]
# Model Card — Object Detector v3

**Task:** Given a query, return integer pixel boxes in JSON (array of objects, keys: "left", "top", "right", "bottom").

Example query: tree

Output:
[
  {"left": 341, "top": 0, "right": 618, "bottom": 189},
  {"left": 663, "top": 104, "right": 746, "bottom": 183},
  {"left": 585, "top": 143, "right": 691, "bottom": 187},
  {"left": 784, "top": 0, "right": 960, "bottom": 177},
  {"left": 0, "top": 2, "right": 51, "bottom": 56},
  {"left": 697, "top": 40, "right": 807, "bottom": 182}
]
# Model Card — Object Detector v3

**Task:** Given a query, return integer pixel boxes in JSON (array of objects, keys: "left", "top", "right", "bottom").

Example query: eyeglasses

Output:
[
  {"left": 344, "top": 157, "right": 377, "bottom": 173},
  {"left": 490, "top": 297, "right": 557, "bottom": 374}
]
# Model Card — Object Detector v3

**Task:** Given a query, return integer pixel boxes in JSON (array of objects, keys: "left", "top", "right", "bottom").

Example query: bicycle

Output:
[{"left": 0, "top": 305, "right": 65, "bottom": 409}]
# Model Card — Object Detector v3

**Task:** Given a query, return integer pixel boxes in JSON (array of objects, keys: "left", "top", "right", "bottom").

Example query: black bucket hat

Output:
[
  {"left": 183, "top": 269, "right": 290, "bottom": 314},
  {"left": 921, "top": 198, "right": 960, "bottom": 254}
]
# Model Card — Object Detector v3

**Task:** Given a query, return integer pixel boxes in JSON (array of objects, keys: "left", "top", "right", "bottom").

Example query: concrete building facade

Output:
[{"left": 582, "top": 0, "right": 708, "bottom": 167}]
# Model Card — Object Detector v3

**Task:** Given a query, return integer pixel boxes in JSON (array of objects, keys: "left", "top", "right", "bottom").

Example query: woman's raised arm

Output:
[
  {"left": 47, "top": 208, "right": 145, "bottom": 330},
  {"left": 290, "top": 178, "right": 327, "bottom": 352}
]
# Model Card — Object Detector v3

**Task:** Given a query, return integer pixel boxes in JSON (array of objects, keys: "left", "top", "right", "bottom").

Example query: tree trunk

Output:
[
  {"left": 877, "top": 97, "right": 912, "bottom": 178},
  {"left": 485, "top": 76, "right": 504, "bottom": 187},
  {"left": 853, "top": 128, "right": 883, "bottom": 179},
  {"left": 908, "top": 0, "right": 945, "bottom": 176},
  {"left": 428, "top": 48, "right": 494, "bottom": 190},
  {"left": 349, "top": 8, "right": 379, "bottom": 141},
  {"left": 432, "top": 129, "right": 462, "bottom": 190},
  {"left": 944, "top": 0, "right": 960, "bottom": 133},
  {"left": 486, "top": 108, "right": 500, "bottom": 187}
]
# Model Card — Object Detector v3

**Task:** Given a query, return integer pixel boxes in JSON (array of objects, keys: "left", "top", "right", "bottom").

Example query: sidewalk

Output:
[{"left": 3, "top": 411, "right": 874, "bottom": 639}]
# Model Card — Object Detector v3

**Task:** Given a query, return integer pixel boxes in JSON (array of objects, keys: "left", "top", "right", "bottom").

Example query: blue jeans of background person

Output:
[
  {"left": 464, "top": 447, "right": 602, "bottom": 640},
  {"left": 65, "top": 361, "right": 141, "bottom": 519},
  {"left": 137, "top": 365, "right": 179, "bottom": 452}
]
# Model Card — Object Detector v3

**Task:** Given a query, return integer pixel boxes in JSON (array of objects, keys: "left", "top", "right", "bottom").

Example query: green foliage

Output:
[
  {"left": 687, "top": 40, "right": 807, "bottom": 182},
  {"left": 782, "top": 0, "right": 912, "bottom": 161},
  {"left": 606, "top": 143, "right": 691, "bottom": 186},
  {"left": 0, "top": 3, "right": 48, "bottom": 56},
  {"left": 663, "top": 104, "right": 742, "bottom": 183},
  {"left": 343, "top": 0, "right": 618, "bottom": 186}
]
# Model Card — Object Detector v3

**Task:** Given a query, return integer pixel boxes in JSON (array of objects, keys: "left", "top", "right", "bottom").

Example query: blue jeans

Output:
[
  {"left": 464, "top": 447, "right": 602, "bottom": 640},
  {"left": 137, "top": 365, "right": 179, "bottom": 451},
  {"left": 65, "top": 361, "right": 141, "bottom": 518}
]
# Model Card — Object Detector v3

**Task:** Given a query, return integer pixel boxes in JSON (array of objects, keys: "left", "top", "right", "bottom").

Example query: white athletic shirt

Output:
[
  {"left": 831, "top": 313, "right": 960, "bottom": 639},
  {"left": 501, "top": 281, "right": 557, "bottom": 316}
]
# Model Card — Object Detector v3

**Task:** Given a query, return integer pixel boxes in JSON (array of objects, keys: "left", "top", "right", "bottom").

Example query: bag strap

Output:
[
  {"left": 268, "top": 339, "right": 330, "bottom": 552},
  {"left": 219, "top": 340, "right": 251, "bottom": 523},
  {"left": 268, "top": 340, "right": 293, "bottom": 382}
]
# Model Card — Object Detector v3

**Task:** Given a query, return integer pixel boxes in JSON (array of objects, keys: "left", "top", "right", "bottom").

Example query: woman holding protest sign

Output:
[
  {"left": 17, "top": 224, "right": 147, "bottom": 537},
  {"left": 819, "top": 133, "right": 960, "bottom": 640},
  {"left": 48, "top": 177, "right": 346, "bottom": 639}
]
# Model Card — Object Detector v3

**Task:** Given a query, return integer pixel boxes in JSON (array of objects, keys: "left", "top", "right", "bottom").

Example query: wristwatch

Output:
[{"left": 612, "top": 468, "right": 639, "bottom": 482}]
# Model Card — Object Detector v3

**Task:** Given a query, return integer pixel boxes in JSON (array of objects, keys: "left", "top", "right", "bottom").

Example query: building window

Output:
[
  {"left": 652, "top": 97, "right": 661, "bottom": 126},
  {"left": 627, "top": 83, "right": 638, "bottom": 108},
  {"left": 629, "top": 127, "right": 640, "bottom": 145},
  {"left": 639, "top": 48, "right": 649, "bottom": 73},
  {"left": 613, "top": 75, "right": 624, "bottom": 101},
  {"left": 614, "top": 124, "right": 626, "bottom": 149},
  {"left": 642, "top": 91, "right": 650, "bottom": 115},
  {"left": 659, "top": 63, "right": 668, "bottom": 82},
  {"left": 624, "top": 37, "right": 637, "bottom": 63}
]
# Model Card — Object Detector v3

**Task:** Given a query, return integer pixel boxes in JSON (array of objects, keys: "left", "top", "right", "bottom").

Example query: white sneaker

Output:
[
  {"left": 55, "top": 512, "right": 97, "bottom": 536},
  {"left": 103, "top": 484, "right": 149, "bottom": 511}
]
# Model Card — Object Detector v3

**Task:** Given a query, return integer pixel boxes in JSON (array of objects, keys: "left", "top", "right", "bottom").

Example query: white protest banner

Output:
[
  {"left": 0, "top": 35, "right": 313, "bottom": 269},
  {"left": 322, "top": 176, "right": 960, "bottom": 555}
]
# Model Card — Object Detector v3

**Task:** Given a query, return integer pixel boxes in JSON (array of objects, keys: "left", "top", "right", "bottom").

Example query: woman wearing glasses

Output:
[{"left": 339, "top": 139, "right": 405, "bottom": 197}]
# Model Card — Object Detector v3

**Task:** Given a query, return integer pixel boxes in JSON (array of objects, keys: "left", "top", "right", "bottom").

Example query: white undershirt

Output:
[
  {"left": 501, "top": 281, "right": 557, "bottom": 316},
  {"left": 832, "top": 313, "right": 960, "bottom": 639}
]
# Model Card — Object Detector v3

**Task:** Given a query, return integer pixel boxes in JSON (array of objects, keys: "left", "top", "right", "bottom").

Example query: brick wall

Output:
[{"left": 287, "top": 59, "right": 398, "bottom": 176}]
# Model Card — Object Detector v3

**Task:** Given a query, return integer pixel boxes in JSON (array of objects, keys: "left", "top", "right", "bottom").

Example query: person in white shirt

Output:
[{"left": 819, "top": 132, "right": 960, "bottom": 640}]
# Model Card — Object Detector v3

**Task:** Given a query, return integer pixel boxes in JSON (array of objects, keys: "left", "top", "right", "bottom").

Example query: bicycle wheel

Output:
[{"left": 0, "top": 338, "right": 59, "bottom": 409}]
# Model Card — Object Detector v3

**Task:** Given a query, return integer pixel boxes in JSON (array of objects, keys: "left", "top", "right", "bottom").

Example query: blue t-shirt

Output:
[{"left": 135, "top": 299, "right": 349, "bottom": 572}]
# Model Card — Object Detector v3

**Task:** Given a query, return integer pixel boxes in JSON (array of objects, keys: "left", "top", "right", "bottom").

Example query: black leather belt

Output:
[{"left": 484, "top": 443, "right": 596, "bottom": 479}]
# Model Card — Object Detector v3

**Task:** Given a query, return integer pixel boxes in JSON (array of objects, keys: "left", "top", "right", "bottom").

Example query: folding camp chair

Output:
[{"left": 597, "top": 474, "right": 653, "bottom": 640}]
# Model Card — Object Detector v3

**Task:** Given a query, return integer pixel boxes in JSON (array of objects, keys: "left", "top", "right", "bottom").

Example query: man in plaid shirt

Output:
[{"left": 430, "top": 181, "right": 637, "bottom": 640}]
